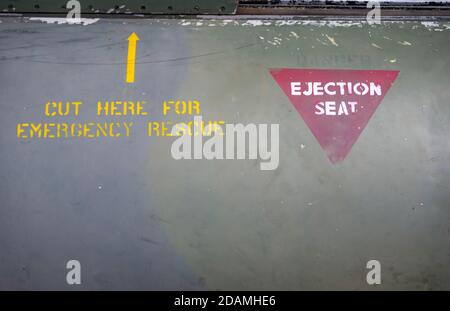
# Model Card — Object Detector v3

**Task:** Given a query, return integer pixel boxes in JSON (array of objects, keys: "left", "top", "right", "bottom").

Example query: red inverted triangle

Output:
[{"left": 270, "top": 68, "right": 399, "bottom": 163}]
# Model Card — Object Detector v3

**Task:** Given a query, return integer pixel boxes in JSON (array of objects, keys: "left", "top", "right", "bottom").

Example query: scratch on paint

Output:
[
  {"left": 290, "top": 31, "right": 300, "bottom": 39},
  {"left": 324, "top": 34, "right": 339, "bottom": 46},
  {"left": 316, "top": 38, "right": 329, "bottom": 46},
  {"left": 398, "top": 40, "right": 412, "bottom": 46},
  {"left": 371, "top": 43, "right": 383, "bottom": 49}
]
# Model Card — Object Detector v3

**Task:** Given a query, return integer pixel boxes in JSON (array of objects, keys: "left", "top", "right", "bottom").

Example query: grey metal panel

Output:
[{"left": 0, "top": 16, "right": 449, "bottom": 290}]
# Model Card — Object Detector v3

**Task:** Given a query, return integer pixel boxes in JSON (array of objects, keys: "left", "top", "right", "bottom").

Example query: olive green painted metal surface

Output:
[
  {"left": 0, "top": 16, "right": 449, "bottom": 290},
  {"left": 0, "top": 0, "right": 238, "bottom": 14}
]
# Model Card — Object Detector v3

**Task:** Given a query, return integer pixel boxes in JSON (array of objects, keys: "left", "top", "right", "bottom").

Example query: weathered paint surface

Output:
[
  {"left": 0, "top": 17, "right": 450, "bottom": 290},
  {"left": 0, "top": 0, "right": 239, "bottom": 15}
]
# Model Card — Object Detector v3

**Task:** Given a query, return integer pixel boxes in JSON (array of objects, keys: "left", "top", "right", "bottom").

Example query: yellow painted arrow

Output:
[{"left": 126, "top": 32, "right": 140, "bottom": 83}]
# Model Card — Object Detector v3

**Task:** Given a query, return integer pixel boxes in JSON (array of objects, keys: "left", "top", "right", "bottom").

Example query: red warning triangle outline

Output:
[{"left": 270, "top": 68, "right": 399, "bottom": 163}]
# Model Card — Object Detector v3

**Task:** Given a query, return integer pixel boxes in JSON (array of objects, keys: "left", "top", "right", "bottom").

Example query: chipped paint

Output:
[
  {"left": 29, "top": 17, "right": 99, "bottom": 26},
  {"left": 177, "top": 19, "right": 450, "bottom": 32},
  {"left": 242, "top": 20, "right": 264, "bottom": 27}
]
